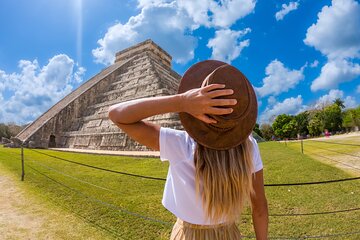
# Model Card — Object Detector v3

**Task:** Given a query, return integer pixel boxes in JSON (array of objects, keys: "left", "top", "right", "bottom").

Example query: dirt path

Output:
[
  {"left": 311, "top": 131, "right": 360, "bottom": 141},
  {"left": 0, "top": 168, "right": 108, "bottom": 240},
  {"left": 302, "top": 132, "right": 360, "bottom": 176}
]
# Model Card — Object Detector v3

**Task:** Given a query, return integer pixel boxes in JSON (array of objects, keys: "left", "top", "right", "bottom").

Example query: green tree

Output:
[
  {"left": 7, "top": 123, "right": 24, "bottom": 137},
  {"left": 333, "top": 98, "right": 345, "bottom": 109},
  {"left": 253, "top": 123, "right": 263, "bottom": 138},
  {"left": 323, "top": 104, "right": 342, "bottom": 132},
  {"left": 272, "top": 114, "right": 297, "bottom": 139},
  {"left": 260, "top": 123, "right": 274, "bottom": 141},
  {"left": 295, "top": 111, "right": 309, "bottom": 136},
  {"left": 0, "top": 123, "right": 11, "bottom": 140},
  {"left": 342, "top": 108, "right": 360, "bottom": 130},
  {"left": 308, "top": 112, "right": 324, "bottom": 136}
]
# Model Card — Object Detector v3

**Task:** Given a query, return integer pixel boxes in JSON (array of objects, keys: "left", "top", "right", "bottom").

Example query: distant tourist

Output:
[
  {"left": 109, "top": 60, "right": 268, "bottom": 239},
  {"left": 324, "top": 129, "right": 331, "bottom": 138}
]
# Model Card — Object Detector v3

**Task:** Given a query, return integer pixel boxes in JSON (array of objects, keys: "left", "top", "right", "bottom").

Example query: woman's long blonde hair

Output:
[{"left": 194, "top": 138, "right": 255, "bottom": 223}]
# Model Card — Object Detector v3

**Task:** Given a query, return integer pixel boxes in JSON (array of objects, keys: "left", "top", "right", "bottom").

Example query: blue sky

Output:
[{"left": 0, "top": 0, "right": 359, "bottom": 124}]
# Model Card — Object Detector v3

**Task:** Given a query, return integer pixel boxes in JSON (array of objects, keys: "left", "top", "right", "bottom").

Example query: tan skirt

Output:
[{"left": 170, "top": 218, "right": 242, "bottom": 240}]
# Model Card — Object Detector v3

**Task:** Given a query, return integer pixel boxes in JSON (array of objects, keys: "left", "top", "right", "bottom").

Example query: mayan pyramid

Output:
[{"left": 16, "top": 40, "right": 182, "bottom": 150}]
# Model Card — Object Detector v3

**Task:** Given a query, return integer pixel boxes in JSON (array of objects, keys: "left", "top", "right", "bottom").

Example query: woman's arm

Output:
[
  {"left": 251, "top": 170, "right": 269, "bottom": 240},
  {"left": 108, "top": 84, "right": 236, "bottom": 150}
]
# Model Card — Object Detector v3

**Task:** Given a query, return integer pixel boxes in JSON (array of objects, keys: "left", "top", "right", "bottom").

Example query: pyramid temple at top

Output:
[{"left": 16, "top": 40, "right": 182, "bottom": 150}]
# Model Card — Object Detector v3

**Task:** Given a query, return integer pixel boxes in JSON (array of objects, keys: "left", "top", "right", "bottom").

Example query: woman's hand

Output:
[{"left": 180, "top": 84, "right": 237, "bottom": 124}]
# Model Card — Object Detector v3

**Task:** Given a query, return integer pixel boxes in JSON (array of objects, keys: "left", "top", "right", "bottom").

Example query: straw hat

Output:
[{"left": 178, "top": 60, "right": 258, "bottom": 150}]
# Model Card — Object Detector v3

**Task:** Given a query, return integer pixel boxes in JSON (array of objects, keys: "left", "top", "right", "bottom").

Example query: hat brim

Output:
[{"left": 178, "top": 60, "right": 258, "bottom": 150}]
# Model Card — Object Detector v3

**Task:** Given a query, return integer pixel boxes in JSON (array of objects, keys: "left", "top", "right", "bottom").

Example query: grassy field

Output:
[
  {"left": 0, "top": 141, "right": 359, "bottom": 239},
  {"left": 286, "top": 134, "right": 360, "bottom": 176}
]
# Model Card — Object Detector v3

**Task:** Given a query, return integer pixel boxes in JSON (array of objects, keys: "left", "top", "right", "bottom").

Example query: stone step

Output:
[
  {"left": 152, "top": 59, "right": 181, "bottom": 81},
  {"left": 110, "top": 72, "right": 155, "bottom": 91},
  {"left": 89, "top": 89, "right": 171, "bottom": 109},
  {"left": 16, "top": 62, "right": 124, "bottom": 142}
]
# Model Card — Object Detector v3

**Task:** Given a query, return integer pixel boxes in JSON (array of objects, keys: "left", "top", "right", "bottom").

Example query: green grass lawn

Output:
[
  {"left": 286, "top": 136, "right": 360, "bottom": 176},
  {"left": 0, "top": 142, "right": 359, "bottom": 239}
]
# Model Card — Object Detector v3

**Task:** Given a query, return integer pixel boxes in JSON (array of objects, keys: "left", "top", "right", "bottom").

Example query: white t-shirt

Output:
[{"left": 159, "top": 127, "right": 263, "bottom": 225}]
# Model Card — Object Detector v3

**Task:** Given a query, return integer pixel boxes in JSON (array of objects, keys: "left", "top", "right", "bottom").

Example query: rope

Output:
[
  {"left": 265, "top": 176, "right": 360, "bottom": 186},
  {"left": 28, "top": 159, "right": 125, "bottom": 196},
  {"left": 25, "top": 163, "right": 360, "bottom": 239},
  {"left": 28, "top": 149, "right": 167, "bottom": 181},
  {"left": 304, "top": 149, "right": 360, "bottom": 172},
  {"left": 30, "top": 158, "right": 360, "bottom": 217},
  {"left": 40, "top": 190, "right": 124, "bottom": 238},
  {"left": 303, "top": 142, "right": 360, "bottom": 159},
  {"left": 26, "top": 163, "right": 173, "bottom": 226},
  {"left": 27, "top": 148, "right": 360, "bottom": 186},
  {"left": 307, "top": 139, "right": 360, "bottom": 147},
  {"left": 267, "top": 207, "right": 360, "bottom": 217},
  {"left": 2, "top": 151, "right": 360, "bottom": 239},
  {"left": 241, "top": 230, "right": 360, "bottom": 239}
]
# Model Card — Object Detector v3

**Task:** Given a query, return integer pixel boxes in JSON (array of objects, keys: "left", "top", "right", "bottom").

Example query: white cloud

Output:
[
  {"left": 344, "top": 96, "right": 357, "bottom": 108},
  {"left": 74, "top": 66, "right": 86, "bottom": 83},
  {"left": 275, "top": 1, "right": 299, "bottom": 21},
  {"left": 267, "top": 96, "right": 277, "bottom": 106},
  {"left": 93, "top": 0, "right": 256, "bottom": 65},
  {"left": 311, "top": 59, "right": 360, "bottom": 91},
  {"left": 357, "top": 85, "right": 360, "bottom": 93},
  {"left": 0, "top": 55, "right": 85, "bottom": 124},
  {"left": 137, "top": 0, "right": 167, "bottom": 8},
  {"left": 315, "top": 89, "right": 357, "bottom": 109},
  {"left": 138, "top": 0, "right": 256, "bottom": 28},
  {"left": 207, "top": 28, "right": 251, "bottom": 63},
  {"left": 304, "top": 0, "right": 360, "bottom": 59},
  {"left": 315, "top": 89, "right": 343, "bottom": 108},
  {"left": 92, "top": 2, "right": 197, "bottom": 65},
  {"left": 255, "top": 59, "right": 305, "bottom": 97},
  {"left": 310, "top": 60, "right": 319, "bottom": 68},
  {"left": 209, "top": 0, "right": 256, "bottom": 28},
  {"left": 305, "top": 0, "right": 360, "bottom": 92},
  {"left": 0, "top": 70, "right": 6, "bottom": 92},
  {"left": 259, "top": 95, "right": 303, "bottom": 123},
  {"left": 177, "top": 0, "right": 212, "bottom": 27}
]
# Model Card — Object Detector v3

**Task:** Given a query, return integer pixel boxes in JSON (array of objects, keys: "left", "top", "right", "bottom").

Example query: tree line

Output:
[
  {"left": 0, "top": 123, "right": 25, "bottom": 141},
  {"left": 254, "top": 98, "right": 360, "bottom": 141}
]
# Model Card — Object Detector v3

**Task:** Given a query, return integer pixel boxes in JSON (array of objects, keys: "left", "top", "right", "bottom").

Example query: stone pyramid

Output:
[{"left": 16, "top": 40, "right": 182, "bottom": 150}]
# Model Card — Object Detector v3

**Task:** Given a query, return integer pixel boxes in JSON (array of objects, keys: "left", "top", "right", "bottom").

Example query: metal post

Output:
[
  {"left": 301, "top": 139, "right": 304, "bottom": 154},
  {"left": 21, "top": 145, "right": 25, "bottom": 181}
]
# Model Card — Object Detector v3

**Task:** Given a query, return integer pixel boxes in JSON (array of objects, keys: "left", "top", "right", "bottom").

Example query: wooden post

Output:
[
  {"left": 301, "top": 139, "right": 304, "bottom": 154},
  {"left": 21, "top": 145, "right": 25, "bottom": 181}
]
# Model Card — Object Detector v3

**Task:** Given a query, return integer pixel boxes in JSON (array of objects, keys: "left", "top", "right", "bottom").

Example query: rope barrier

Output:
[
  {"left": 28, "top": 149, "right": 167, "bottom": 181},
  {"left": 28, "top": 159, "right": 125, "bottom": 196},
  {"left": 28, "top": 148, "right": 360, "bottom": 186},
  {"left": 266, "top": 207, "right": 360, "bottom": 217},
  {"left": 26, "top": 163, "right": 173, "bottom": 226},
  {"left": 2, "top": 150, "right": 360, "bottom": 239},
  {"left": 303, "top": 142, "right": 360, "bottom": 159},
  {"left": 241, "top": 230, "right": 360, "bottom": 239},
  {"left": 299, "top": 230, "right": 360, "bottom": 239},
  {"left": 40, "top": 189, "right": 124, "bottom": 239},
  {"left": 265, "top": 176, "right": 360, "bottom": 186},
  {"left": 304, "top": 149, "right": 360, "bottom": 172},
  {"left": 29, "top": 157, "right": 360, "bottom": 217},
  {"left": 306, "top": 139, "right": 360, "bottom": 147},
  {"left": 25, "top": 162, "right": 360, "bottom": 239}
]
